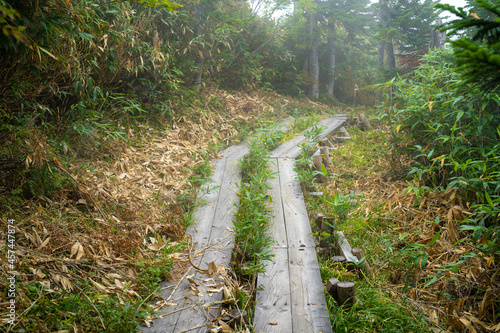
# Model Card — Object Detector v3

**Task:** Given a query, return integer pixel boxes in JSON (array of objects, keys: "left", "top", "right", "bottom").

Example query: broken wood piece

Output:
[
  {"left": 325, "top": 278, "right": 340, "bottom": 300},
  {"left": 228, "top": 309, "right": 248, "bottom": 328},
  {"left": 309, "top": 192, "right": 323, "bottom": 198},
  {"left": 335, "top": 231, "right": 357, "bottom": 270},
  {"left": 319, "top": 216, "right": 334, "bottom": 233},
  {"left": 352, "top": 248, "right": 373, "bottom": 276},
  {"left": 358, "top": 114, "right": 372, "bottom": 131},
  {"left": 320, "top": 147, "right": 333, "bottom": 167},
  {"left": 336, "top": 281, "right": 355, "bottom": 307}
]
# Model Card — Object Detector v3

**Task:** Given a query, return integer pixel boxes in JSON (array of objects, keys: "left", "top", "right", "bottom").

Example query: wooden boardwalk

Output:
[{"left": 140, "top": 115, "right": 346, "bottom": 333}]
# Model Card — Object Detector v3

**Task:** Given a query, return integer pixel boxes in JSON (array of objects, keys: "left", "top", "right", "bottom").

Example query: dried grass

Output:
[{"left": 0, "top": 87, "right": 298, "bottom": 327}]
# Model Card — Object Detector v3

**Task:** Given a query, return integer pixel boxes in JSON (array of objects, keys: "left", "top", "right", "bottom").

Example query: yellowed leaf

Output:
[
  {"left": 221, "top": 322, "right": 231, "bottom": 332},
  {"left": 459, "top": 318, "right": 477, "bottom": 333},
  {"left": 90, "top": 278, "right": 109, "bottom": 292},
  {"left": 147, "top": 242, "right": 166, "bottom": 251},
  {"left": 61, "top": 276, "right": 73, "bottom": 291},
  {"left": 37, "top": 237, "right": 50, "bottom": 250},
  {"left": 208, "top": 261, "right": 217, "bottom": 275},
  {"left": 115, "top": 279, "right": 125, "bottom": 289}
]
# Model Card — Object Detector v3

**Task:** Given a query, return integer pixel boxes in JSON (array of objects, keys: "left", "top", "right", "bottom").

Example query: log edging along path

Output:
[{"left": 140, "top": 115, "right": 347, "bottom": 333}]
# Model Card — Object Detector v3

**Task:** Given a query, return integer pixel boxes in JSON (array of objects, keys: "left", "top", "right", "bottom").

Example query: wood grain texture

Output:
[
  {"left": 267, "top": 159, "right": 287, "bottom": 247},
  {"left": 278, "top": 158, "right": 315, "bottom": 248},
  {"left": 254, "top": 248, "right": 293, "bottom": 333},
  {"left": 206, "top": 157, "right": 241, "bottom": 250},
  {"left": 189, "top": 157, "right": 227, "bottom": 247},
  {"left": 288, "top": 247, "right": 332, "bottom": 333},
  {"left": 336, "top": 230, "right": 358, "bottom": 263},
  {"left": 270, "top": 115, "right": 347, "bottom": 159},
  {"left": 140, "top": 117, "right": 339, "bottom": 332}
]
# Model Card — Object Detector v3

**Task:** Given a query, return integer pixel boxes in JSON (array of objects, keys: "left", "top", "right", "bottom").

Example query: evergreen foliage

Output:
[{"left": 437, "top": 0, "right": 500, "bottom": 90}]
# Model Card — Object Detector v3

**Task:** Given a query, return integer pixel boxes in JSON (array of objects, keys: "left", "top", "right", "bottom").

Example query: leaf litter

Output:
[{"left": 0, "top": 87, "right": 308, "bottom": 330}]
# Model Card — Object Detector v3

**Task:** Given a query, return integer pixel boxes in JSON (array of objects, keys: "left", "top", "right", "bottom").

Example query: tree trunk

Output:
[
  {"left": 376, "top": 40, "right": 385, "bottom": 78},
  {"left": 385, "top": 40, "right": 396, "bottom": 78},
  {"left": 307, "top": 10, "right": 319, "bottom": 100},
  {"left": 326, "top": 22, "right": 336, "bottom": 96},
  {"left": 429, "top": 18, "right": 445, "bottom": 49}
]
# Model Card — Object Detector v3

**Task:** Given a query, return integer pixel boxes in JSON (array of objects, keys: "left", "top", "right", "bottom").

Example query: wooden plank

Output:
[
  {"left": 174, "top": 247, "right": 233, "bottom": 332},
  {"left": 266, "top": 159, "right": 288, "bottom": 247},
  {"left": 268, "top": 134, "right": 309, "bottom": 159},
  {"left": 288, "top": 247, "right": 332, "bottom": 333},
  {"left": 335, "top": 230, "right": 358, "bottom": 263},
  {"left": 206, "top": 157, "right": 240, "bottom": 249},
  {"left": 172, "top": 161, "right": 241, "bottom": 332},
  {"left": 278, "top": 158, "right": 315, "bottom": 248},
  {"left": 189, "top": 157, "right": 227, "bottom": 246},
  {"left": 254, "top": 248, "right": 292, "bottom": 333},
  {"left": 270, "top": 115, "right": 347, "bottom": 159},
  {"left": 220, "top": 117, "right": 294, "bottom": 160},
  {"left": 220, "top": 141, "right": 248, "bottom": 160}
]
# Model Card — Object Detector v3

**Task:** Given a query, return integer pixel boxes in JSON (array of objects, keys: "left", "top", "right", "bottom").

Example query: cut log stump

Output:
[{"left": 336, "top": 281, "right": 355, "bottom": 307}]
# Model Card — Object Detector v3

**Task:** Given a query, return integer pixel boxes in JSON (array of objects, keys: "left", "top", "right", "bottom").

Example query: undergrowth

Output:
[{"left": 297, "top": 114, "right": 440, "bottom": 332}]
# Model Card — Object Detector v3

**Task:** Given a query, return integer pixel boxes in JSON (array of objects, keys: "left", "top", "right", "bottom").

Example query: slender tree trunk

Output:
[
  {"left": 326, "top": 22, "right": 336, "bottom": 96},
  {"left": 429, "top": 18, "right": 445, "bottom": 49},
  {"left": 376, "top": 41, "right": 385, "bottom": 78},
  {"left": 385, "top": 39, "right": 396, "bottom": 77},
  {"left": 307, "top": 11, "right": 319, "bottom": 100},
  {"left": 376, "top": 40, "right": 385, "bottom": 102},
  {"left": 194, "top": 3, "right": 202, "bottom": 91}
]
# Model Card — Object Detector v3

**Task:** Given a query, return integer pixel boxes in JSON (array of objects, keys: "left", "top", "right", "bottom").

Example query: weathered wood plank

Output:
[
  {"left": 278, "top": 158, "right": 315, "bottom": 248},
  {"left": 174, "top": 247, "right": 233, "bottom": 332},
  {"left": 220, "top": 117, "right": 294, "bottom": 160},
  {"left": 270, "top": 115, "right": 347, "bottom": 159},
  {"left": 189, "top": 157, "right": 227, "bottom": 247},
  {"left": 254, "top": 247, "right": 292, "bottom": 333},
  {"left": 336, "top": 230, "right": 358, "bottom": 263},
  {"left": 288, "top": 247, "right": 332, "bottom": 333},
  {"left": 206, "top": 158, "right": 241, "bottom": 250},
  {"left": 266, "top": 159, "right": 288, "bottom": 247}
]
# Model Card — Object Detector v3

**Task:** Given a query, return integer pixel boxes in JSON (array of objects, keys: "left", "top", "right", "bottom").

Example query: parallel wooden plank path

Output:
[{"left": 140, "top": 115, "right": 346, "bottom": 333}]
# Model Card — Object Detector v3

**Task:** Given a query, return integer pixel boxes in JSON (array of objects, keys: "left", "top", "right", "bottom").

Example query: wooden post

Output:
[
  {"left": 320, "top": 147, "right": 333, "bottom": 168},
  {"left": 336, "top": 282, "right": 355, "bottom": 306},
  {"left": 326, "top": 278, "right": 340, "bottom": 300},
  {"left": 358, "top": 114, "right": 372, "bottom": 131},
  {"left": 314, "top": 154, "right": 328, "bottom": 183},
  {"left": 352, "top": 248, "right": 373, "bottom": 276},
  {"left": 330, "top": 255, "right": 346, "bottom": 264}
]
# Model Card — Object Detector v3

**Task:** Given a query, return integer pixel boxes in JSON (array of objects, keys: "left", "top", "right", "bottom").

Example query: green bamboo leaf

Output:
[
  {"left": 428, "top": 230, "right": 440, "bottom": 247},
  {"left": 485, "top": 191, "right": 494, "bottom": 207}
]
